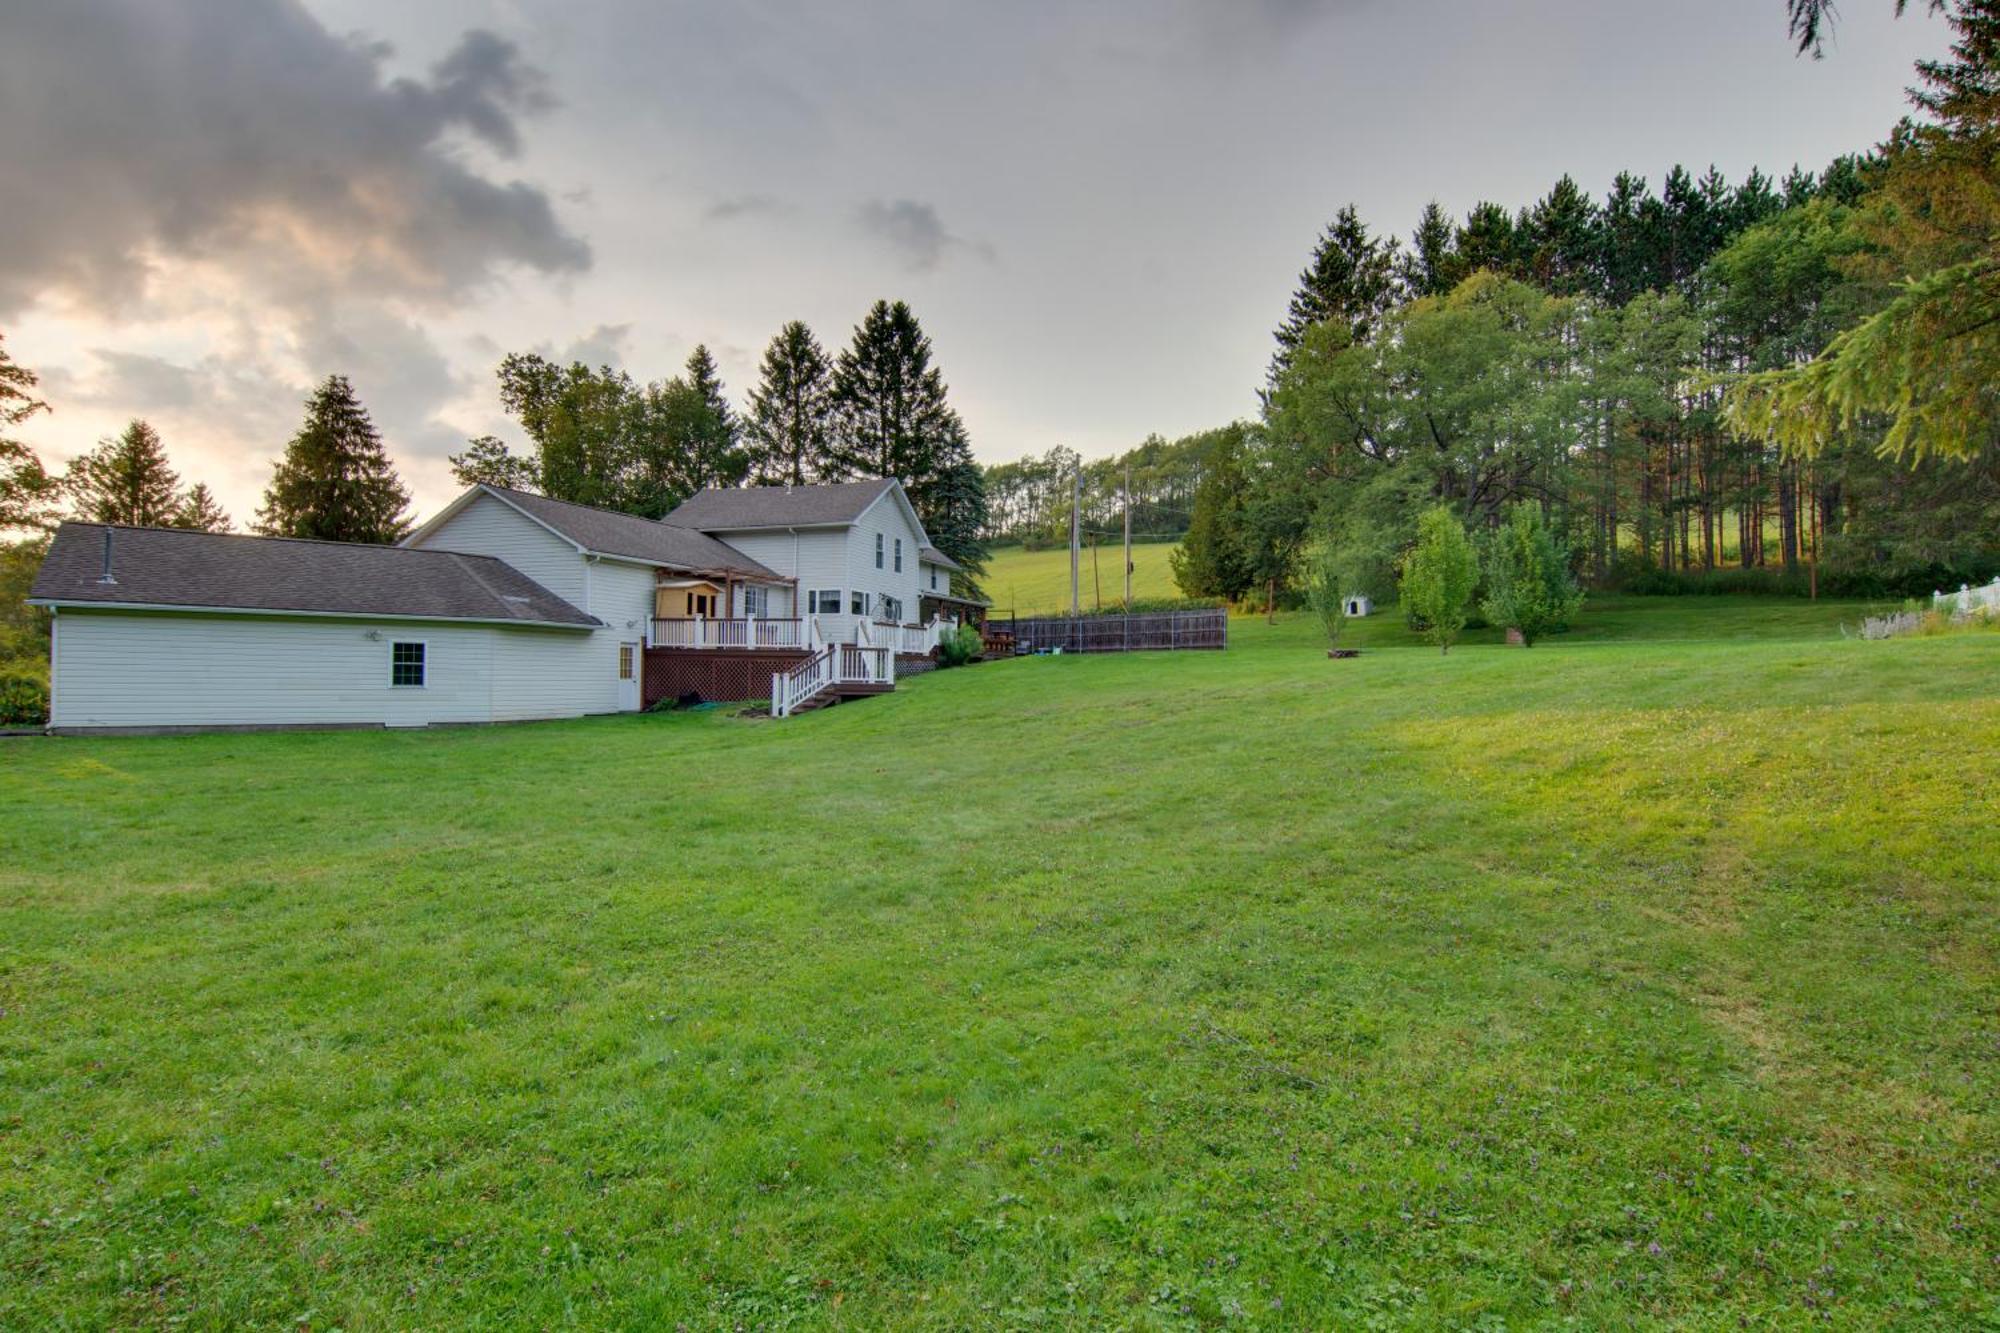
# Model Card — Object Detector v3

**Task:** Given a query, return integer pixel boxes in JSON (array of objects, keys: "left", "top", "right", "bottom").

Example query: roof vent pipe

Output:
[{"left": 97, "top": 528, "right": 117, "bottom": 585}]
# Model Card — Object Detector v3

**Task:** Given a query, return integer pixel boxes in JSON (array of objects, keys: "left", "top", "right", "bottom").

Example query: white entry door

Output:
[{"left": 617, "top": 642, "right": 641, "bottom": 711}]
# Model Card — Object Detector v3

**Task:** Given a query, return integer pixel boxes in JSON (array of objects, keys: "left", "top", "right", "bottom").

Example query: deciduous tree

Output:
[{"left": 1400, "top": 504, "right": 1479, "bottom": 654}]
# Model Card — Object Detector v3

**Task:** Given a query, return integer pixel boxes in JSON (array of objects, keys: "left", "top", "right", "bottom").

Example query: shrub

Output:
[
  {"left": 0, "top": 669, "right": 49, "bottom": 726},
  {"left": 936, "top": 623, "right": 983, "bottom": 668},
  {"left": 1481, "top": 504, "right": 1585, "bottom": 646},
  {"left": 1400, "top": 506, "right": 1480, "bottom": 654},
  {"left": 1307, "top": 545, "right": 1347, "bottom": 650}
]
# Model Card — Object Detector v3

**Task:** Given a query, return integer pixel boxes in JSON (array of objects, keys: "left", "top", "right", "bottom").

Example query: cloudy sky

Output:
[{"left": 0, "top": 0, "right": 1948, "bottom": 525}]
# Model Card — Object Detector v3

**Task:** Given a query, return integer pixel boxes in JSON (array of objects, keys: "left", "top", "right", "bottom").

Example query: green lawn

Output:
[
  {"left": 982, "top": 539, "right": 1181, "bottom": 616},
  {"left": 3, "top": 599, "right": 1996, "bottom": 1327}
]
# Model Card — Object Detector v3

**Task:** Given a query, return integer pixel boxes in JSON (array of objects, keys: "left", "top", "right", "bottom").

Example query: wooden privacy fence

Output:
[{"left": 1000, "top": 608, "right": 1228, "bottom": 653}]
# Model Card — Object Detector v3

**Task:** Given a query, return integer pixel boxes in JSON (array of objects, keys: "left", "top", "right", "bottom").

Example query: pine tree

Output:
[
  {"left": 173, "top": 483, "right": 232, "bottom": 533},
  {"left": 1270, "top": 206, "right": 1399, "bottom": 380},
  {"left": 1170, "top": 430, "right": 1255, "bottom": 602},
  {"left": 1524, "top": 175, "right": 1600, "bottom": 295},
  {"left": 1399, "top": 201, "right": 1465, "bottom": 299},
  {"left": 685, "top": 344, "right": 739, "bottom": 458},
  {"left": 745, "top": 321, "right": 835, "bottom": 486},
  {"left": 829, "top": 300, "right": 957, "bottom": 483},
  {"left": 1456, "top": 202, "right": 1523, "bottom": 279},
  {"left": 68, "top": 420, "right": 182, "bottom": 527},
  {"left": 256, "top": 375, "right": 413, "bottom": 543},
  {"left": 918, "top": 434, "right": 989, "bottom": 578}
]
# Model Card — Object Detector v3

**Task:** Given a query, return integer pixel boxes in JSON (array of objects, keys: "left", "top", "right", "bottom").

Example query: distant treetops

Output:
[{"left": 451, "top": 299, "right": 988, "bottom": 578}]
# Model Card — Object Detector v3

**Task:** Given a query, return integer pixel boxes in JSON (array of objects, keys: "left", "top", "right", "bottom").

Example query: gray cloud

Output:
[
  {"left": 0, "top": 0, "right": 589, "bottom": 319},
  {"left": 857, "top": 199, "right": 994, "bottom": 273}
]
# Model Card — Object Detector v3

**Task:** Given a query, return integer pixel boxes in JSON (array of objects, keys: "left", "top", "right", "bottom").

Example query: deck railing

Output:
[
  {"left": 650, "top": 616, "right": 803, "bottom": 649},
  {"left": 770, "top": 643, "right": 896, "bottom": 717}
]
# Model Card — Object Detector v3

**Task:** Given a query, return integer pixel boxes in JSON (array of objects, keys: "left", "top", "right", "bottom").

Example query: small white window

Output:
[
  {"left": 618, "top": 643, "right": 636, "bottom": 680},
  {"left": 808, "top": 589, "right": 841, "bottom": 614},
  {"left": 894, "top": 537, "right": 903, "bottom": 572},
  {"left": 875, "top": 532, "right": 884, "bottom": 568},
  {"left": 390, "top": 641, "right": 426, "bottom": 687},
  {"left": 929, "top": 567, "right": 938, "bottom": 590},
  {"left": 743, "top": 585, "right": 769, "bottom": 616},
  {"left": 850, "top": 590, "right": 872, "bottom": 616}
]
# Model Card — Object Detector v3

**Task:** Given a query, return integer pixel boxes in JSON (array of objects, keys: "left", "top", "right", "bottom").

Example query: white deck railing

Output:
[
  {"left": 770, "top": 643, "right": 897, "bottom": 717},
  {"left": 1934, "top": 577, "right": 2000, "bottom": 617},
  {"left": 650, "top": 616, "right": 804, "bottom": 649}
]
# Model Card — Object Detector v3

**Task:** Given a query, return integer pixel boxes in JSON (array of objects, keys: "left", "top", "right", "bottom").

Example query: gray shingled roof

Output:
[
  {"left": 918, "top": 544, "right": 962, "bottom": 572},
  {"left": 482, "top": 486, "right": 783, "bottom": 579},
  {"left": 663, "top": 478, "right": 897, "bottom": 531},
  {"left": 29, "top": 523, "right": 599, "bottom": 628}
]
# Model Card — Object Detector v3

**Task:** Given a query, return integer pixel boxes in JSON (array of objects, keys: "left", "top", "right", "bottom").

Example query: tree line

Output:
[
  {"left": 1175, "top": 0, "right": 2000, "bottom": 611},
  {"left": 979, "top": 432, "right": 1215, "bottom": 548}
]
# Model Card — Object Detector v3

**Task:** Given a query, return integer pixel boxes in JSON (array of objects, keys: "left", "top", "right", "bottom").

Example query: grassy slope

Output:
[
  {"left": 2, "top": 600, "right": 1996, "bottom": 1328},
  {"left": 982, "top": 540, "right": 1181, "bottom": 616}
]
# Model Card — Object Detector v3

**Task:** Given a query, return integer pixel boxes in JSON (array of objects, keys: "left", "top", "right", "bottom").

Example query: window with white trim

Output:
[
  {"left": 894, "top": 537, "right": 903, "bottom": 572},
  {"left": 618, "top": 643, "right": 636, "bottom": 680},
  {"left": 881, "top": 595, "right": 903, "bottom": 622},
  {"left": 850, "top": 590, "right": 872, "bottom": 616},
  {"left": 390, "top": 641, "right": 426, "bottom": 687},
  {"left": 929, "top": 566, "right": 938, "bottom": 590},
  {"left": 875, "top": 532, "right": 884, "bottom": 568},
  {"left": 808, "top": 589, "right": 841, "bottom": 614},
  {"left": 743, "top": 585, "right": 769, "bottom": 616}
]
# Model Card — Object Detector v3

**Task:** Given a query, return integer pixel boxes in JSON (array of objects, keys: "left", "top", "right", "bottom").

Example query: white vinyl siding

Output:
[
  {"left": 407, "top": 490, "right": 586, "bottom": 607},
  {"left": 47, "top": 610, "right": 610, "bottom": 730},
  {"left": 845, "top": 491, "right": 926, "bottom": 626}
]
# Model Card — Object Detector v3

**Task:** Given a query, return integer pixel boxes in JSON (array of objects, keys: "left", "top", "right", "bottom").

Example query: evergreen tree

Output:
[
  {"left": 0, "top": 333, "right": 60, "bottom": 535},
  {"left": 173, "top": 483, "right": 232, "bottom": 533},
  {"left": 1598, "top": 172, "right": 1655, "bottom": 304},
  {"left": 1524, "top": 175, "right": 1600, "bottom": 295},
  {"left": 67, "top": 420, "right": 181, "bottom": 527},
  {"left": 829, "top": 299, "right": 962, "bottom": 485},
  {"left": 684, "top": 344, "right": 740, "bottom": 467},
  {"left": 449, "top": 435, "right": 539, "bottom": 491},
  {"left": 256, "top": 376, "right": 413, "bottom": 543},
  {"left": 1170, "top": 428, "right": 1255, "bottom": 602},
  {"left": 1271, "top": 206, "right": 1399, "bottom": 380},
  {"left": 1399, "top": 201, "right": 1465, "bottom": 299},
  {"left": 923, "top": 452, "right": 991, "bottom": 580},
  {"left": 745, "top": 321, "right": 835, "bottom": 486},
  {"left": 1456, "top": 202, "right": 1522, "bottom": 278}
]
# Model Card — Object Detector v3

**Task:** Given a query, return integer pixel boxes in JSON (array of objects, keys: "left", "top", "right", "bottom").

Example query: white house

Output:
[{"left": 29, "top": 478, "right": 984, "bottom": 733}]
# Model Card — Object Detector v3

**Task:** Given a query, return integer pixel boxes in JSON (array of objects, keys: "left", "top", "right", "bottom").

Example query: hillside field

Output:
[
  {"left": 2, "top": 598, "right": 1996, "bottom": 1327},
  {"left": 982, "top": 539, "right": 1181, "bottom": 616}
]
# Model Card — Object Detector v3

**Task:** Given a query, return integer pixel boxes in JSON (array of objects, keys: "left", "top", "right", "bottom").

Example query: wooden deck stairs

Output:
[{"left": 770, "top": 644, "right": 900, "bottom": 717}]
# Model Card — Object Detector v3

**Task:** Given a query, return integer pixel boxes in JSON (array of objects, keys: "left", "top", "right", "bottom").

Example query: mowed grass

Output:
[
  {"left": 2, "top": 599, "right": 1997, "bottom": 1328},
  {"left": 983, "top": 540, "right": 1181, "bottom": 616}
]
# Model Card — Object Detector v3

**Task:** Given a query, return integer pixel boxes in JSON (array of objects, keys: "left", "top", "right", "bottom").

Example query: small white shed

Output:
[{"left": 1344, "top": 594, "right": 1374, "bottom": 617}]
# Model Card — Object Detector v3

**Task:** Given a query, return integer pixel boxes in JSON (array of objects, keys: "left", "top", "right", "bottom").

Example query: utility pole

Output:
[
  {"left": 1069, "top": 463, "right": 1081, "bottom": 617},
  {"left": 1123, "top": 465, "right": 1132, "bottom": 610}
]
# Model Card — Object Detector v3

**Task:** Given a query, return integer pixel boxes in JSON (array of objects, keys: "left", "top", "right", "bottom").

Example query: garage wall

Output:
[{"left": 48, "top": 610, "right": 603, "bottom": 730}]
